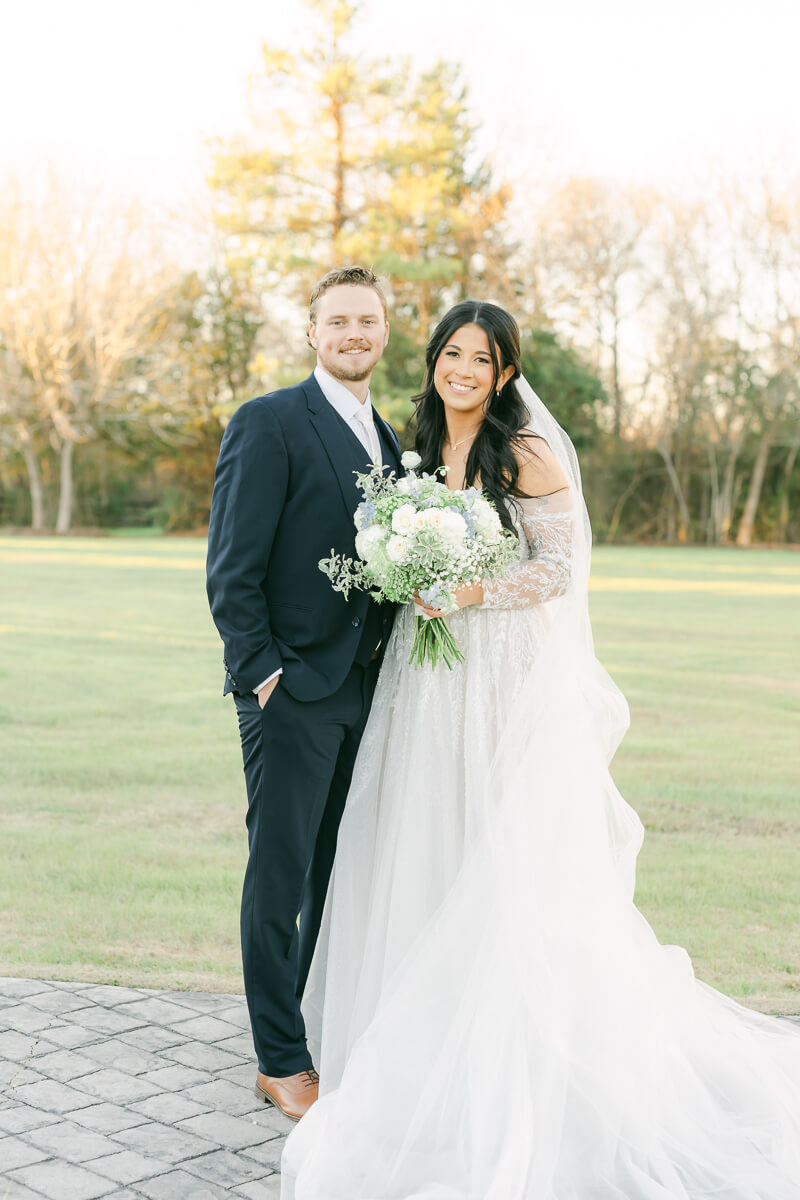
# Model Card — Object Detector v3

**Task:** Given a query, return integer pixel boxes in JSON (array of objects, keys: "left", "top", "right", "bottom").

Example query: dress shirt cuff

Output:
[{"left": 252, "top": 668, "right": 283, "bottom": 694}]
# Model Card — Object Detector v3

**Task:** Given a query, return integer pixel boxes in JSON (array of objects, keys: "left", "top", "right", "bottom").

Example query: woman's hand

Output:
[{"left": 414, "top": 581, "right": 484, "bottom": 619}]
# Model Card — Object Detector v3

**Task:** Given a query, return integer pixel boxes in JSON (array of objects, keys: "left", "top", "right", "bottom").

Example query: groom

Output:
[{"left": 206, "top": 266, "right": 400, "bottom": 1121}]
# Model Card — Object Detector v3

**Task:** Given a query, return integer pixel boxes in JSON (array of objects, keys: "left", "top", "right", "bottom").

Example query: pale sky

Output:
[{"left": 3, "top": 0, "right": 799, "bottom": 214}]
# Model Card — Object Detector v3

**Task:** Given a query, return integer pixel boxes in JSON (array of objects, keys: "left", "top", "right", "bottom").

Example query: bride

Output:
[{"left": 280, "top": 301, "right": 800, "bottom": 1198}]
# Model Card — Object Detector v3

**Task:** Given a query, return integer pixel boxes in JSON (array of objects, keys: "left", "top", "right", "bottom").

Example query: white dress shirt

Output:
[
  {"left": 253, "top": 366, "right": 380, "bottom": 695},
  {"left": 312, "top": 365, "right": 381, "bottom": 463}
]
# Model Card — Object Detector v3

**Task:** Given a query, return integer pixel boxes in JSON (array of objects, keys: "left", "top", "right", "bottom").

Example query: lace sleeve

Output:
[{"left": 479, "top": 489, "right": 574, "bottom": 609}]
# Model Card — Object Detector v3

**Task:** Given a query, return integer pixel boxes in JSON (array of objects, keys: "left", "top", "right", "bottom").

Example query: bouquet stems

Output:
[{"left": 409, "top": 615, "right": 465, "bottom": 670}]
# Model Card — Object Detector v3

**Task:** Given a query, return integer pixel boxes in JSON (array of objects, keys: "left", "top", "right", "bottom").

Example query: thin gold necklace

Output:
[{"left": 446, "top": 432, "right": 477, "bottom": 452}]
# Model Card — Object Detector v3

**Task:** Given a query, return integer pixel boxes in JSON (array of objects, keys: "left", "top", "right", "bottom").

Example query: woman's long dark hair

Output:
[{"left": 412, "top": 301, "right": 535, "bottom": 532}]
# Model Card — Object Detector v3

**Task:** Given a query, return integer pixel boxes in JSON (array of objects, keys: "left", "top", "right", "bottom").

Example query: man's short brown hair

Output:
[{"left": 309, "top": 266, "right": 388, "bottom": 324}]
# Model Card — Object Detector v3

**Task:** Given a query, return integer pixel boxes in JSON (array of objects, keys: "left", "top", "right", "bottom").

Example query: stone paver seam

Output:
[{"left": 0, "top": 978, "right": 295, "bottom": 1197}]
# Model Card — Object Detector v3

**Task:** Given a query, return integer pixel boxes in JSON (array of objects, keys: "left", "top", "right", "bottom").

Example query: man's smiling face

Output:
[{"left": 308, "top": 285, "right": 389, "bottom": 383}]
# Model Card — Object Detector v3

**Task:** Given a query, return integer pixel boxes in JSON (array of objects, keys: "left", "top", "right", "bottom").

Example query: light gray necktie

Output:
[{"left": 353, "top": 403, "right": 382, "bottom": 467}]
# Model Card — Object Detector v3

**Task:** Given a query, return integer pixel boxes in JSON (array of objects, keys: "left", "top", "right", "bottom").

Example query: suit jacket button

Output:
[{"left": 352, "top": 617, "right": 361, "bottom": 627}]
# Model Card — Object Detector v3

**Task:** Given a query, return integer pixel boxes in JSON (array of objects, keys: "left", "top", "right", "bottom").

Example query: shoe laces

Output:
[{"left": 301, "top": 1068, "right": 319, "bottom": 1089}]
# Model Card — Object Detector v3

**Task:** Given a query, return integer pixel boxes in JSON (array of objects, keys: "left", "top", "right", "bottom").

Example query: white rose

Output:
[
  {"left": 386, "top": 534, "right": 410, "bottom": 562},
  {"left": 355, "top": 525, "right": 386, "bottom": 561},
  {"left": 421, "top": 507, "right": 444, "bottom": 529},
  {"left": 391, "top": 504, "right": 417, "bottom": 535},
  {"left": 401, "top": 450, "right": 422, "bottom": 470},
  {"left": 439, "top": 509, "right": 467, "bottom": 541}
]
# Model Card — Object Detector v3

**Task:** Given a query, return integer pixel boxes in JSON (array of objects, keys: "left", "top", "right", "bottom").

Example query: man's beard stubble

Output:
[
  {"left": 332, "top": 363, "right": 373, "bottom": 382},
  {"left": 319, "top": 346, "right": 379, "bottom": 384}
]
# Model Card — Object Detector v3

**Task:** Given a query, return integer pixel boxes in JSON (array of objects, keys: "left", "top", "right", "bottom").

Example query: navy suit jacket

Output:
[{"left": 206, "top": 373, "right": 402, "bottom": 702}]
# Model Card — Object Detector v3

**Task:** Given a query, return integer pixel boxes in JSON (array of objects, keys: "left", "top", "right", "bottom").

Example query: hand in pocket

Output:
[{"left": 258, "top": 675, "right": 280, "bottom": 710}]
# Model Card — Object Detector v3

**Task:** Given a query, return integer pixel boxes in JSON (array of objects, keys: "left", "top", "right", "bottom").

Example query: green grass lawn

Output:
[{"left": 0, "top": 536, "right": 798, "bottom": 1013}]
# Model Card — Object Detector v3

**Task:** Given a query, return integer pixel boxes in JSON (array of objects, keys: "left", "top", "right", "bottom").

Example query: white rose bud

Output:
[{"left": 401, "top": 450, "right": 422, "bottom": 471}]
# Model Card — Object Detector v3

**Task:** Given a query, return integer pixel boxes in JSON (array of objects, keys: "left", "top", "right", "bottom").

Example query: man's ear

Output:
[
  {"left": 308, "top": 321, "right": 318, "bottom": 349},
  {"left": 383, "top": 322, "right": 390, "bottom": 348}
]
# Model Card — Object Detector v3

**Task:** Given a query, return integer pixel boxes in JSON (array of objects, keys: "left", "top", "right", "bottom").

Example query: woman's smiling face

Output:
[{"left": 433, "top": 322, "right": 513, "bottom": 416}]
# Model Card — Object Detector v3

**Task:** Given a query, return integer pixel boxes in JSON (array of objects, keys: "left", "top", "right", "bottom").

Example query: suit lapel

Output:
[
  {"left": 303, "top": 375, "right": 371, "bottom": 522},
  {"left": 373, "top": 409, "right": 401, "bottom": 472}
]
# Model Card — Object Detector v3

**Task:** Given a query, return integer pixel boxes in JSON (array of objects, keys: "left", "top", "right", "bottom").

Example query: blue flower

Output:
[
  {"left": 418, "top": 584, "right": 445, "bottom": 609},
  {"left": 355, "top": 500, "right": 377, "bottom": 530}
]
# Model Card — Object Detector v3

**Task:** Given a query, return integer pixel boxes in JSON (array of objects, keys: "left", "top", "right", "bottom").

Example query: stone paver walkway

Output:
[
  {"left": 5, "top": 976, "right": 798, "bottom": 1199},
  {"left": 0, "top": 977, "right": 290, "bottom": 1199}
]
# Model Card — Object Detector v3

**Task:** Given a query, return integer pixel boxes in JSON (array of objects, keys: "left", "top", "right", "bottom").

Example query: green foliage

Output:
[
  {"left": 145, "top": 264, "right": 278, "bottom": 531},
  {"left": 149, "top": 422, "right": 221, "bottom": 532},
  {"left": 72, "top": 442, "right": 156, "bottom": 528},
  {"left": 159, "top": 264, "right": 269, "bottom": 424},
  {"left": 370, "top": 325, "right": 426, "bottom": 441},
  {"left": 0, "top": 453, "right": 31, "bottom": 526},
  {"left": 520, "top": 328, "right": 607, "bottom": 450}
]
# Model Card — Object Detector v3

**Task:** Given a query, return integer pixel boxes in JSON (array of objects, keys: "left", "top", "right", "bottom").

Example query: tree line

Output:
[{"left": 1, "top": 0, "right": 798, "bottom": 545}]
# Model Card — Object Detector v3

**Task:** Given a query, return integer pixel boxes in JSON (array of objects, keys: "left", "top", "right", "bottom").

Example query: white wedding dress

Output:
[{"left": 281, "top": 381, "right": 800, "bottom": 1199}]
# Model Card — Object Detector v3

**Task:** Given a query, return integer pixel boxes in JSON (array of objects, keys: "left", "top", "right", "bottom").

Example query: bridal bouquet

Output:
[{"left": 319, "top": 451, "right": 519, "bottom": 669}]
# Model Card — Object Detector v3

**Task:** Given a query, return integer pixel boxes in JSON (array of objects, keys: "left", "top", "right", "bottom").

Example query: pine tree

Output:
[{"left": 209, "top": 0, "right": 512, "bottom": 425}]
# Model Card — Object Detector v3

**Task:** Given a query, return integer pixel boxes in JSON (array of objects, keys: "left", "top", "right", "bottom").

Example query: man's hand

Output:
[
  {"left": 414, "top": 581, "right": 484, "bottom": 620},
  {"left": 257, "top": 675, "right": 281, "bottom": 710}
]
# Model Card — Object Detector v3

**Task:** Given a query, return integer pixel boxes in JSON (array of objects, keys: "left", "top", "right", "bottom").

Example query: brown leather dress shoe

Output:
[{"left": 254, "top": 1068, "right": 319, "bottom": 1121}]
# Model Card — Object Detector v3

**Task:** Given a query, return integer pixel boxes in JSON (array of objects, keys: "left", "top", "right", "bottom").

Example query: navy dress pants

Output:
[{"left": 232, "top": 659, "right": 379, "bottom": 1077}]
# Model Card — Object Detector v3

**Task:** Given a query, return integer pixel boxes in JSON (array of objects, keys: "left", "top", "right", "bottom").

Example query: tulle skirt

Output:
[{"left": 281, "top": 603, "right": 800, "bottom": 1198}]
